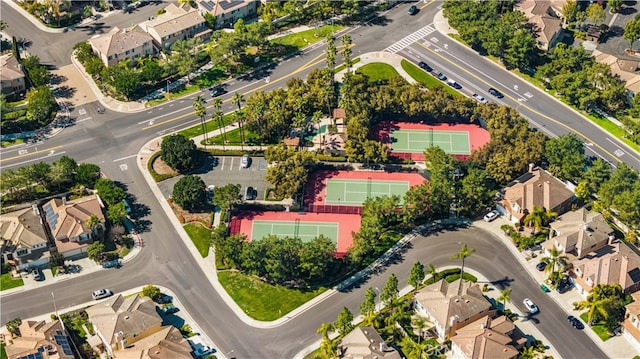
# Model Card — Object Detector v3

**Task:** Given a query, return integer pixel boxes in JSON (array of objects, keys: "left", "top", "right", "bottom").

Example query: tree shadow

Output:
[
  {"left": 618, "top": 5, "right": 638, "bottom": 16},
  {"left": 55, "top": 85, "right": 76, "bottom": 100},
  {"left": 598, "top": 25, "right": 624, "bottom": 44},
  {"left": 72, "top": 22, "right": 111, "bottom": 36},
  {"left": 16, "top": 38, "right": 32, "bottom": 50},
  {"left": 50, "top": 73, "right": 68, "bottom": 86}
]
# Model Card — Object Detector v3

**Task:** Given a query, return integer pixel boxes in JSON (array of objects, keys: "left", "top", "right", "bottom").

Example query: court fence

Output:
[{"left": 306, "top": 204, "right": 363, "bottom": 215}]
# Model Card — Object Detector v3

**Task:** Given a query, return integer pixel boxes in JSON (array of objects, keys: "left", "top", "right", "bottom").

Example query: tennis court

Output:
[
  {"left": 252, "top": 220, "right": 338, "bottom": 243},
  {"left": 325, "top": 178, "right": 410, "bottom": 205},
  {"left": 391, "top": 129, "right": 470, "bottom": 154}
]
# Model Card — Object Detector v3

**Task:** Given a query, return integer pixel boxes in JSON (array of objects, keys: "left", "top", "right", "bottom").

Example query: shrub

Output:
[{"left": 141, "top": 285, "right": 162, "bottom": 301}]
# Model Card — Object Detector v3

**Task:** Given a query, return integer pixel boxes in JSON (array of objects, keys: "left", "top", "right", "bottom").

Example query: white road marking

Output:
[
  {"left": 18, "top": 149, "right": 28, "bottom": 155},
  {"left": 119, "top": 164, "right": 128, "bottom": 171},
  {"left": 78, "top": 109, "right": 87, "bottom": 115},
  {"left": 384, "top": 24, "right": 436, "bottom": 53},
  {"left": 113, "top": 154, "right": 137, "bottom": 162},
  {"left": 76, "top": 117, "right": 92, "bottom": 123}
]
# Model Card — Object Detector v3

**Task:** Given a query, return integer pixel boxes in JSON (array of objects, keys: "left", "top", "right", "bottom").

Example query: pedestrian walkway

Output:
[{"left": 383, "top": 24, "right": 437, "bottom": 54}]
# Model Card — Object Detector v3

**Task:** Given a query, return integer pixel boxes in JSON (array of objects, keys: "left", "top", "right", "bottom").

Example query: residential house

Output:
[
  {"left": 196, "top": 0, "right": 258, "bottom": 29},
  {"left": 542, "top": 208, "right": 614, "bottom": 259},
  {"left": 4, "top": 319, "right": 75, "bottom": 359},
  {"left": 86, "top": 294, "right": 167, "bottom": 356},
  {"left": 516, "top": 0, "right": 566, "bottom": 51},
  {"left": 498, "top": 165, "right": 575, "bottom": 224},
  {"left": 570, "top": 240, "right": 640, "bottom": 296},
  {"left": 414, "top": 279, "right": 495, "bottom": 340},
  {"left": 0, "top": 54, "right": 26, "bottom": 98},
  {"left": 592, "top": 49, "right": 640, "bottom": 94},
  {"left": 108, "top": 325, "right": 192, "bottom": 359},
  {"left": 450, "top": 315, "right": 525, "bottom": 359},
  {"left": 42, "top": 194, "right": 105, "bottom": 259},
  {"left": 337, "top": 326, "right": 401, "bottom": 359},
  {"left": 622, "top": 292, "right": 640, "bottom": 353},
  {"left": 139, "top": 3, "right": 210, "bottom": 50},
  {"left": 0, "top": 206, "right": 50, "bottom": 271},
  {"left": 88, "top": 26, "right": 155, "bottom": 67}
]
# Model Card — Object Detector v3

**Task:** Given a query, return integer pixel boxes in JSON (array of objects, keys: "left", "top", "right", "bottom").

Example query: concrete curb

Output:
[{"left": 2, "top": 0, "right": 66, "bottom": 34}]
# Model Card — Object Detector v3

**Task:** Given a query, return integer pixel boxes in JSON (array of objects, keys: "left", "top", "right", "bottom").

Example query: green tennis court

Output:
[
  {"left": 391, "top": 129, "right": 470, "bottom": 154},
  {"left": 325, "top": 179, "right": 409, "bottom": 205},
  {"left": 252, "top": 220, "right": 338, "bottom": 243}
]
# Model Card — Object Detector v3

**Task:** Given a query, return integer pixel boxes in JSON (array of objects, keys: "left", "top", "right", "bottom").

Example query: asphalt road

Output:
[{"left": 0, "top": 2, "right": 624, "bottom": 358}]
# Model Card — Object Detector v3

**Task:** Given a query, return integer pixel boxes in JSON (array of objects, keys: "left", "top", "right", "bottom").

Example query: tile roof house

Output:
[
  {"left": 4, "top": 319, "right": 75, "bottom": 359},
  {"left": 109, "top": 325, "right": 192, "bottom": 359},
  {"left": 0, "top": 206, "right": 50, "bottom": 271},
  {"left": 414, "top": 279, "right": 495, "bottom": 340},
  {"left": 516, "top": 0, "right": 566, "bottom": 51},
  {"left": 450, "top": 315, "right": 524, "bottom": 359},
  {"left": 0, "top": 54, "right": 27, "bottom": 98},
  {"left": 622, "top": 292, "right": 640, "bottom": 353},
  {"left": 337, "top": 326, "right": 401, "bottom": 359},
  {"left": 85, "top": 294, "right": 167, "bottom": 357},
  {"left": 498, "top": 166, "right": 575, "bottom": 224},
  {"left": 88, "top": 26, "right": 155, "bottom": 67},
  {"left": 196, "top": 0, "right": 258, "bottom": 29},
  {"left": 592, "top": 49, "right": 640, "bottom": 94},
  {"left": 42, "top": 194, "right": 105, "bottom": 259},
  {"left": 570, "top": 240, "right": 640, "bottom": 296},
  {"left": 542, "top": 208, "right": 615, "bottom": 259},
  {"left": 139, "top": 3, "right": 210, "bottom": 50}
]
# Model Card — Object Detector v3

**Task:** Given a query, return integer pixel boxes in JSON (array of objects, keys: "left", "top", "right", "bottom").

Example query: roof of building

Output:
[
  {"left": 545, "top": 208, "right": 613, "bottom": 256},
  {"left": 516, "top": 0, "right": 565, "bottom": 46},
  {"left": 42, "top": 194, "right": 104, "bottom": 240},
  {"left": 144, "top": 3, "right": 206, "bottom": 41},
  {"left": 414, "top": 279, "right": 492, "bottom": 332},
  {"left": 5, "top": 320, "right": 75, "bottom": 359},
  {"left": 0, "top": 54, "right": 25, "bottom": 81},
  {"left": 333, "top": 108, "right": 346, "bottom": 119},
  {"left": 196, "top": 0, "right": 255, "bottom": 16},
  {"left": 502, "top": 168, "right": 573, "bottom": 218},
  {"left": 573, "top": 241, "right": 640, "bottom": 291},
  {"left": 592, "top": 49, "right": 640, "bottom": 93},
  {"left": 452, "top": 315, "right": 519, "bottom": 359},
  {"left": 88, "top": 26, "right": 153, "bottom": 57},
  {"left": 0, "top": 207, "right": 48, "bottom": 249},
  {"left": 112, "top": 326, "right": 192, "bottom": 359},
  {"left": 338, "top": 326, "right": 401, "bottom": 359},
  {"left": 86, "top": 294, "right": 162, "bottom": 347}
]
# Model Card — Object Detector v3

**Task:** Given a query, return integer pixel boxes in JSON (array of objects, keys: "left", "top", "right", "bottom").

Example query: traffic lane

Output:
[{"left": 405, "top": 32, "right": 640, "bottom": 168}]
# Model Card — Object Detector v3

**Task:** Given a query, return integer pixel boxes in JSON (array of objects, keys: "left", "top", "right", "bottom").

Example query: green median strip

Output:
[{"left": 401, "top": 59, "right": 462, "bottom": 97}]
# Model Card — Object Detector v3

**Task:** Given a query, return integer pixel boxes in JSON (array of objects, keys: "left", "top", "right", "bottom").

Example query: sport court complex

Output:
[{"left": 231, "top": 171, "right": 426, "bottom": 255}]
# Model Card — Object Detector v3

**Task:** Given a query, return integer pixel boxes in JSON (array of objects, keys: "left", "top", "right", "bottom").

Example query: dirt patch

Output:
[
  {"left": 167, "top": 198, "right": 212, "bottom": 227},
  {"left": 152, "top": 156, "right": 179, "bottom": 176}
]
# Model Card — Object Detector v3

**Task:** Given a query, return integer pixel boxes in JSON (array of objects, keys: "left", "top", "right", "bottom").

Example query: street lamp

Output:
[
  {"left": 166, "top": 80, "right": 170, "bottom": 97},
  {"left": 52, "top": 292, "right": 58, "bottom": 318},
  {"left": 374, "top": 287, "right": 381, "bottom": 312}
]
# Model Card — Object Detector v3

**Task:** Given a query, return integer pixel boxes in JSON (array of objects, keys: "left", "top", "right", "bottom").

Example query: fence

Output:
[{"left": 306, "top": 204, "right": 363, "bottom": 215}]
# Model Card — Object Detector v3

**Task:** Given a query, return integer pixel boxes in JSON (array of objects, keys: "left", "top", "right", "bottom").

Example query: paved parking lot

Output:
[{"left": 157, "top": 155, "right": 271, "bottom": 201}]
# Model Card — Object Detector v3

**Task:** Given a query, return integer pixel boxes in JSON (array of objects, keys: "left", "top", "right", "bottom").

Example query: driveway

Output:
[{"left": 157, "top": 155, "right": 271, "bottom": 201}]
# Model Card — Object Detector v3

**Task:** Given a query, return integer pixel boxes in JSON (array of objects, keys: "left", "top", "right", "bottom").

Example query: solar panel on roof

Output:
[
  {"left": 54, "top": 331, "right": 73, "bottom": 355},
  {"left": 43, "top": 204, "right": 59, "bottom": 229}
]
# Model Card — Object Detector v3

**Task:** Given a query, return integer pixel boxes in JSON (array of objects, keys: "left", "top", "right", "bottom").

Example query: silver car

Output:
[
  {"left": 92, "top": 289, "right": 113, "bottom": 300},
  {"left": 523, "top": 298, "right": 539, "bottom": 314}
]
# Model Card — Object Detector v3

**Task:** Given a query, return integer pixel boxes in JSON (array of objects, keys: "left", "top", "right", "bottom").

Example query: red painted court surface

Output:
[
  {"left": 375, "top": 122, "right": 490, "bottom": 161},
  {"left": 305, "top": 170, "right": 426, "bottom": 208},
  {"left": 230, "top": 211, "right": 361, "bottom": 255}
]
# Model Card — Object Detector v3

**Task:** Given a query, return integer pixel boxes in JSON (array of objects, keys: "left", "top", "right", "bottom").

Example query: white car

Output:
[
  {"left": 483, "top": 210, "right": 499, "bottom": 222},
  {"left": 472, "top": 93, "right": 488, "bottom": 104},
  {"left": 92, "top": 289, "right": 113, "bottom": 300},
  {"left": 194, "top": 345, "right": 216, "bottom": 357},
  {"left": 523, "top": 298, "right": 539, "bottom": 314},
  {"left": 241, "top": 155, "right": 251, "bottom": 168}
]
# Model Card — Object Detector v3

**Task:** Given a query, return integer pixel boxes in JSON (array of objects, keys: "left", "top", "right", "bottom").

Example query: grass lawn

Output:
[
  {"left": 270, "top": 25, "right": 344, "bottom": 49},
  {"left": 218, "top": 270, "right": 327, "bottom": 321},
  {"left": 176, "top": 113, "right": 236, "bottom": 140},
  {"left": 183, "top": 223, "right": 212, "bottom": 258},
  {"left": 401, "top": 59, "right": 462, "bottom": 97},
  {"left": 207, "top": 127, "right": 261, "bottom": 145},
  {"left": 579, "top": 312, "right": 612, "bottom": 341},
  {"left": 356, "top": 63, "right": 400, "bottom": 82},
  {"left": 1, "top": 273, "right": 24, "bottom": 291},
  {"left": 1, "top": 342, "right": 6, "bottom": 359},
  {"left": 335, "top": 57, "right": 361, "bottom": 73}
]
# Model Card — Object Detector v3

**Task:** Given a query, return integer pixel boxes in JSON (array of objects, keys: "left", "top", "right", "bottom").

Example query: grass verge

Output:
[
  {"left": 1, "top": 273, "right": 24, "bottom": 291},
  {"left": 183, "top": 223, "right": 212, "bottom": 258},
  {"left": 401, "top": 60, "right": 462, "bottom": 97},
  {"left": 218, "top": 270, "right": 327, "bottom": 321},
  {"left": 270, "top": 25, "right": 344, "bottom": 49},
  {"left": 177, "top": 113, "right": 236, "bottom": 139},
  {"left": 335, "top": 57, "right": 361, "bottom": 73},
  {"left": 356, "top": 62, "right": 400, "bottom": 82},
  {"left": 579, "top": 312, "right": 612, "bottom": 341}
]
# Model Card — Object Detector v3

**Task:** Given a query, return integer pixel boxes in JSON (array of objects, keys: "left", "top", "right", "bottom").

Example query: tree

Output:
[
  {"left": 172, "top": 175, "right": 206, "bottom": 210},
  {"left": 359, "top": 287, "right": 377, "bottom": 319},
  {"left": 50, "top": 155, "right": 77, "bottom": 190},
  {"left": 541, "top": 245, "right": 568, "bottom": 279},
  {"left": 142, "top": 285, "right": 162, "bottom": 301},
  {"left": 193, "top": 95, "right": 208, "bottom": 149},
  {"left": 545, "top": 133, "right": 585, "bottom": 181},
  {"left": 26, "top": 86, "right": 57, "bottom": 123},
  {"left": 232, "top": 92, "right": 246, "bottom": 149},
  {"left": 450, "top": 244, "right": 475, "bottom": 294},
  {"left": 87, "top": 241, "right": 105, "bottom": 262},
  {"left": 609, "top": 0, "right": 623, "bottom": 13},
  {"left": 6, "top": 317, "right": 22, "bottom": 337},
  {"left": 497, "top": 288, "right": 512, "bottom": 312},
  {"left": 94, "top": 178, "right": 126, "bottom": 206},
  {"left": 85, "top": 214, "right": 101, "bottom": 231},
  {"left": 586, "top": 3, "right": 606, "bottom": 24},
  {"left": 316, "top": 322, "right": 333, "bottom": 342},
  {"left": 76, "top": 163, "right": 101, "bottom": 188},
  {"left": 213, "top": 183, "right": 242, "bottom": 211},
  {"left": 624, "top": 18, "right": 640, "bottom": 50},
  {"left": 170, "top": 37, "right": 201, "bottom": 82},
  {"left": 561, "top": 0, "right": 577, "bottom": 25},
  {"left": 161, "top": 134, "right": 197, "bottom": 173},
  {"left": 334, "top": 307, "right": 354, "bottom": 336},
  {"left": 523, "top": 205, "right": 547, "bottom": 234},
  {"left": 576, "top": 294, "right": 611, "bottom": 326},
  {"left": 22, "top": 55, "right": 51, "bottom": 87},
  {"left": 140, "top": 57, "right": 163, "bottom": 83},
  {"left": 408, "top": 261, "right": 425, "bottom": 288},
  {"left": 503, "top": 29, "right": 537, "bottom": 70},
  {"left": 212, "top": 97, "right": 226, "bottom": 149},
  {"left": 340, "top": 34, "right": 353, "bottom": 73},
  {"left": 49, "top": 250, "right": 64, "bottom": 267},
  {"left": 107, "top": 202, "right": 128, "bottom": 225},
  {"left": 380, "top": 273, "right": 399, "bottom": 305},
  {"left": 102, "top": 64, "right": 140, "bottom": 99}
]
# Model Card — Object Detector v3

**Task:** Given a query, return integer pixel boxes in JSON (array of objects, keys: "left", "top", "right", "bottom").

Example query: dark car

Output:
[
  {"left": 568, "top": 315, "right": 584, "bottom": 329},
  {"left": 436, "top": 72, "right": 447, "bottom": 81},
  {"left": 488, "top": 87, "right": 504, "bottom": 98},
  {"left": 210, "top": 86, "right": 226, "bottom": 97},
  {"left": 245, "top": 186, "right": 257, "bottom": 200},
  {"left": 536, "top": 262, "right": 547, "bottom": 271},
  {"left": 408, "top": 5, "right": 418, "bottom": 15},
  {"left": 418, "top": 61, "right": 432, "bottom": 72},
  {"left": 556, "top": 281, "right": 572, "bottom": 294},
  {"left": 160, "top": 304, "right": 179, "bottom": 315}
]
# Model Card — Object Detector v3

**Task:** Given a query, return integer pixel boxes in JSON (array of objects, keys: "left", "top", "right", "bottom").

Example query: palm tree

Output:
[
  {"left": 211, "top": 97, "right": 226, "bottom": 150},
  {"left": 541, "top": 245, "right": 568, "bottom": 276},
  {"left": 192, "top": 95, "right": 207, "bottom": 150},
  {"left": 340, "top": 34, "right": 353, "bottom": 73},
  {"left": 317, "top": 323, "right": 336, "bottom": 358},
  {"left": 450, "top": 244, "right": 476, "bottom": 294},
  {"left": 426, "top": 263, "right": 438, "bottom": 282},
  {"left": 576, "top": 295, "right": 611, "bottom": 326},
  {"left": 84, "top": 214, "right": 102, "bottom": 239},
  {"left": 232, "top": 92, "right": 245, "bottom": 150},
  {"left": 497, "top": 288, "right": 512, "bottom": 312},
  {"left": 523, "top": 205, "right": 546, "bottom": 234}
]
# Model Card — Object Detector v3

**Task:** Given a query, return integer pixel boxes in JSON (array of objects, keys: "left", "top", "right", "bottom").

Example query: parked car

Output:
[
  {"left": 32, "top": 268, "right": 43, "bottom": 281},
  {"left": 540, "top": 284, "right": 550, "bottom": 293},
  {"left": 92, "top": 289, "right": 113, "bottom": 300},
  {"left": 194, "top": 345, "right": 216, "bottom": 357},
  {"left": 523, "top": 298, "right": 539, "bottom": 314},
  {"left": 488, "top": 87, "right": 504, "bottom": 98},
  {"left": 418, "top": 61, "right": 432, "bottom": 72},
  {"left": 556, "top": 281, "right": 572, "bottom": 294},
  {"left": 206, "top": 185, "right": 215, "bottom": 204},
  {"left": 436, "top": 72, "right": 447, "bottom": 81},
  {"left": 567, "top": 315, "right": 584, "bottom": 329},
  {"left": 156, "top": 295, "right": 173, "bottom": 304},
  {"left": 536, "top": 262, "right": 547, "bottom": 271},
  {"left": 245, "top": 186, "right": 257, "bottom": 201},
  {"left": 160, "top": 304, "right": 179, "bottom": 315},
  {"left": 472, "top": 93, "right": 488, "bottom": 104},
  {"left": 408, "top": 5, "right": 418, "bottom": 15},
  {"left": 447, "top": 79, "right": 462, "bottom": 89},
  {"left": 241, "top": 155, "right": 251, "bottom": 168},
  {"left": 122, "top": 199, "right": 132, "bottom": 214},
  {"left": 483, "top": 210, "right": 499, "bottom": 222}
]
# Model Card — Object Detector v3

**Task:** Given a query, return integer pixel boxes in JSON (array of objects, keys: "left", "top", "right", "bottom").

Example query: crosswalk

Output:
[{"left": 383, "top": 24, "right": 436, "bottom": 53}]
